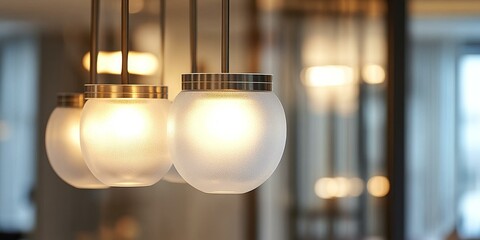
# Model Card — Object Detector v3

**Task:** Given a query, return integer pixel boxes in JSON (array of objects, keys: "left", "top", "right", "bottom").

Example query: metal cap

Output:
[
  {"left": 57, "top": 93, "right": 84, "bottom": 108},
  {"left": 182, "top": 73, "right": 272, "bottom": 91},
  {"left": 84, "top": 84, "right": 168, "bottom": 99}
]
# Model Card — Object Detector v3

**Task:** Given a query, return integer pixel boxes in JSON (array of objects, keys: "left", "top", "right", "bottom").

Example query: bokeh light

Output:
[
  {"left": 315, "top": 177, "right": 365, "bottom": 199},
  {"left": 83, "top": 51, "right": 158, "bottom": 76},
  {"left": 302, "top": 65, "right": 354, "bottom": 87},
  {"left": 367, "top": 176, "right": 390, "bottom": 197},
  {"left": 362, "top": 64, "right": 385, "bottom": 84}
]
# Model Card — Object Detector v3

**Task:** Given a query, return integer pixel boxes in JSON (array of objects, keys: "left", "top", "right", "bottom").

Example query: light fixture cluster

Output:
[{"left": 45, "top": 0, "right": 287, "bottom": 194}]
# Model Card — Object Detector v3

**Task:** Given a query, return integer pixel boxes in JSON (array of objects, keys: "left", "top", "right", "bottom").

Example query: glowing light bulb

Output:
[
  {"left": 80, "top": 85, "right": 171, "bottom": 187},
  {"left": 45, "top": 94, "right": 107, "bottom": 189},
  {"left": 168, "top": 74, "right": 287, "bottom": 194}
]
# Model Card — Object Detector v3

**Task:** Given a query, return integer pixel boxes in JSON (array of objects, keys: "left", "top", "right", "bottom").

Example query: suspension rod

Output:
[
  {"left": 90, "top": 0, "right": 99, "bottom": 84},
  {"left": 121, "top": 0, "right": 129, "bottom": 84},
  {"left": 160, "top": 0, "right": 166, "bottom": 83},
  {"left": 190, "top": 0, "right": 198, "bottom": 73},
  {"left": 221, "top": 0, "right": 229, "bottom": 73}
]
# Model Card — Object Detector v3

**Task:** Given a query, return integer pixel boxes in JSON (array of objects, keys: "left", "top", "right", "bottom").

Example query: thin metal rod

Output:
[
  {"left": 121, "top": 0, "right": 129, "bottom": 84},
  {"left": 90, "top": 0, "right": 99, "bottom": 84},
  {"left": 221, "top": 0, "right": 229, "bottom": 73},
  {"left": 160, "top": 0, "right": 166, "bottom": 84},
  {"left": 190, "top": 0, "right": 197, "bottom": 73}
]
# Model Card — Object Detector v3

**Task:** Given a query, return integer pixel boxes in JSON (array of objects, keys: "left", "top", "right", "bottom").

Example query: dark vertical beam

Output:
[
  {"left": 287, "top": 13, "right": 302, "bottom": 240},
  {"left": 386, "top": 0, "right": 407, "bottom": 239},
  {"left": 245, "top": 190, "right": 257, "bottom": 240}
]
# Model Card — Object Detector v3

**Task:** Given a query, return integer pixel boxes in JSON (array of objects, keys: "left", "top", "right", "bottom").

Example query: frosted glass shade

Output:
[
  {"left": 168, "top": 91, "right": 287, "bottom": 194},
  {"left": 80, "top": 99, "right": 171, "bottom": 187},
  {"left": 45, "top": 107, "right": 107, "bottom": 189},
  {"left": 162, "top": 166, "right": 186, "bottom": 184}
]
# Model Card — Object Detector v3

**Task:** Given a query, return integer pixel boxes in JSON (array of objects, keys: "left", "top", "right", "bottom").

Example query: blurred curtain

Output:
[{"left": 407, "top": 40, "right": 456, "bottom": 239}]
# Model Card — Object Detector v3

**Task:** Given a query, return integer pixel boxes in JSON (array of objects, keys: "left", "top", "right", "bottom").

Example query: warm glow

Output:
[
  {"left": 168, "top": 91, "right": 287, "bottom": 194},
  {"left": 257, "top": 0, "right": 283, "bottom": 11},
  {"left": 109, "top": 106, "right": 147, "bottom": 139},
  {"left": 80, "top": 99, "right": 171, "bottom": 187},
  {"left": 185, "top": 98, "right": 259, "bottom": 157},
  {"left": 348, "top": 177, "right": 365, "bottom": 197},
  {"left": 130, "top": 0, "right": 144, "bottom": 14},
  {"left": 45, "top": 108, "right": 107, "bottom": 189},
  {"left": 301, "top": 65, "right": 358, "bottom": 115},
  {"left": 315, "top": 178, "right": 336, "bottom": 199},
  {"left": 83, "top": 51, "right": 158, "bottom": 76},
  {"left": 333, "top": 177, "right": 350, "bottom": 198},
  {"left": 302, "top": 65, "right": 354, "bottom": 87},
  {"left": 362, "top": 64, "right": 385, "bottom": 84},
  {"left": 367, "top": 176, "right": 390, "bottom": 197},
  {"left": 314, "top": 177, "right": 365, "bottom": 199}
]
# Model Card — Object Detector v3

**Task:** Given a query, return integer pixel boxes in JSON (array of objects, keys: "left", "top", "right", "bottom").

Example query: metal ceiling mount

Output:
[
  {"left": 57, "top": 93, "right": 85, "bottom": 108},
  {"left": 84, "top": 84, "right": 168, "bottom": 99},
  {"left": 86, "top": 0, "right": 168, "bottom": 99},
  {"left": 182, "top": 73, "right": 272, "bottom": 91}
]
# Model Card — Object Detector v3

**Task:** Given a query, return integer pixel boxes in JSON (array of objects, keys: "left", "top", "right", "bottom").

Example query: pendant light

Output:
[
  {"left": 80, "top": 0, "right": 171, "bottom": 187},
  {"left": 45, "top": 93, "right": 107, "bottom": 189},
  {"left": 168, "top": 0, "right": 287, "bottom": 194}
]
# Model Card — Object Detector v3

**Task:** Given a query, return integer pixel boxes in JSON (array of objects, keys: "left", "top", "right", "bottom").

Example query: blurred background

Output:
[{"left": 0, "top": 0, "right": 479, "bottom": 239}]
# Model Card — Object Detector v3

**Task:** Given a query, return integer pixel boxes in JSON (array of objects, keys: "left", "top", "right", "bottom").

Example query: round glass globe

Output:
[
  {"left": 45, "top": 107, "right": 107, "bottom": 189},
  {"left": 80, "top": 99, "right": 171, "bottom": 187},
  {"left": 168, "top": 91, "right": 287, "bottom": 194}
]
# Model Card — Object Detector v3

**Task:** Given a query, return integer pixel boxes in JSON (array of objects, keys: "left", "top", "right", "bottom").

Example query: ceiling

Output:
[{"left": 0, "top": 0, "right": 227, "bottom": 32}]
